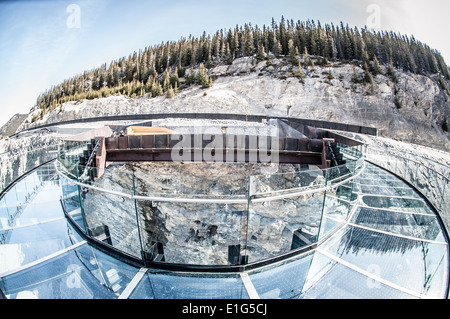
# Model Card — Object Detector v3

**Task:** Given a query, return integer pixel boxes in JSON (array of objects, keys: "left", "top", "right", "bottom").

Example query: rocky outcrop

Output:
[{"left": 18, "top": 56, "right": 450, "bottom": 151}]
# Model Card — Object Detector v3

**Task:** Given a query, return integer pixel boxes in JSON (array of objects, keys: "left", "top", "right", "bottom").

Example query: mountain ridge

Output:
[{"left": 17, "top": 56, "right": 450, "bottom": 151}]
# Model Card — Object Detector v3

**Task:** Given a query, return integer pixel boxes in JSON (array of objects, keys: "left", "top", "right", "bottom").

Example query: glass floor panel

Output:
[
  {"left": 248, "top": 251, "right": 314, "bottom": 299},
  {"left": 299, "top": 252, "right": 418, "bottom": 299},
  {"left": 0, "top": 219, "right": 82, "bottom": 274},
  {"left": 319, "top": 225, "right": 448, "bottom": 298},
  {"left": 360, "top": 195, "right": 434, "bottom": 215},
  {"left": 130, "top": 271, "right": 249, "bottom": 299},
  {"left": 350, "top": 206, "right": 446, "bottom": 243},
  {"left": 357, "top": 185, "right": 422, "bottom": 198},
  {"left": 1, "top": 243, "right": 141, "bottom": 299},
  {"left": 358, "top": 178, "right": 408, "bottom": 188}
]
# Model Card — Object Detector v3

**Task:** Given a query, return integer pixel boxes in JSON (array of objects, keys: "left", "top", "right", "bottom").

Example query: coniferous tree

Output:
[
  {"left": 162, "top": 69, "right": 171, "bottom": 92},
  {"left": 363, "top": 62, "right": 372, "bottom": 83},
  {"left": 288, "top": 39, "right": 297, "bottom": 63},
  {"left": 186, "top": 67, "right": 196, "bottom": 86},
  {"left": 171, "top": 68, "right": 179, "bottom": 89},
  {"left": 351, "top": 66, "right": 360, "bottom": 84},
  {"left": 166, "top": 85, "right": 175, "bottom": 98},
  {"left": 33, "top": 17, "right": 450, "bottom": 114},
  {"left": 371, "top": 55, "right": 382, "bottom": 76},
  {"left": 327, "top": 70, "right": 334, "bottom": 80},
  {"left": 197, "top": 63, "right": 212, "bottom": 88},
  {"left": 387, "top": 58, "right": 398, "bottom": 83},
  {"left": 151, "top": 79, "right": 163, "bottom": 97},
  {"left": 297, "top": 59, "right": 305, "bottom": 83},
  {"left": 257, "top": 44, "right": 266, "bottom": 61},
  {"left": 244, "top": 25, "right": 254, "bottom": 56},
  {"left": 303, "top": 47, "right": 311, "bottom": 66},
  {"left": 225, "top": 42, "right": 232, "bottom": 65}
]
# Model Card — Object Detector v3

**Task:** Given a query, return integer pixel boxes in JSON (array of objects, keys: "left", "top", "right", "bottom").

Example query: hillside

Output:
[{"left": 18, "top": 55, "right": 450, "bottom": 151}]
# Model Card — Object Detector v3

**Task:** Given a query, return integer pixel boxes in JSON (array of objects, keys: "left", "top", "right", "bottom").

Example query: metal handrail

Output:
[{"left": 55, "top": 159, "right": 365, "bottom": 204}]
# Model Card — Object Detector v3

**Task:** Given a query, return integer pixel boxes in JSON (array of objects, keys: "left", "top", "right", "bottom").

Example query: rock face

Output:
[{"left": 19, "top": 56, "right": 450, "bottom": 151}]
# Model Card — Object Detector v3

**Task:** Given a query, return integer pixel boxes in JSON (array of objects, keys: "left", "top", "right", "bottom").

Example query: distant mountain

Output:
[{"left": 0, "top": 114, "right": 28, "bottom": 136}]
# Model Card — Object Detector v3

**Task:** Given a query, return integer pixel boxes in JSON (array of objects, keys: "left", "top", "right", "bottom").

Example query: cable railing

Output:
[{"left": 56, "top": 141, "right": 364, "bottom": 268}]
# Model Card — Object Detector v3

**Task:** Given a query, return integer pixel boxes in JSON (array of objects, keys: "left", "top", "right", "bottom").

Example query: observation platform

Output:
[
  {"left": 0, "top": 156, "right": 448, "bottom": 299},
  {"left": 1, "top": 116, "right": 448, "bottom": 299}
]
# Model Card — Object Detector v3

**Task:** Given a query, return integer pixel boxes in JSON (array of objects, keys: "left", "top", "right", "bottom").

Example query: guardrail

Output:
[
  {"left": 19, "top": 113, "right": 378, "bottom": 136},
  {"left": 56, "top": 142, "right": 364, "bottom": 268},
  {"left": 0, "top": 143, "right": 60, "bottom": 193}
]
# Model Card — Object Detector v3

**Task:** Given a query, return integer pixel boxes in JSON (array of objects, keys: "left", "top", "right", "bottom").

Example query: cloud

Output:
[{"left": 339, "top": 0, "right": 450, "bottom": 62}]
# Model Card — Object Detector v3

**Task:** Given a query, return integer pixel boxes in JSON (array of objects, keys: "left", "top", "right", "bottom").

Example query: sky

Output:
[{"left": 0, "top": 0, "right": 449, "bottom": 128}]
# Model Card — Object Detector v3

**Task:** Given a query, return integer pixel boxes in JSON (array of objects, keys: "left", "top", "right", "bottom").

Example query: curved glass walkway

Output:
[{"left": 0, "top": 161, "right": 448, "bottom": 299}]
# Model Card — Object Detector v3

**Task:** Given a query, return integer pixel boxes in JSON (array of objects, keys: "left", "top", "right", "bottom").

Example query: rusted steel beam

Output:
[
  {"left": 106, "top": 148, "right": 322, "bottom": 164},
  {"left": 104, "top": 134, "right": 330, "bottom": 166}
]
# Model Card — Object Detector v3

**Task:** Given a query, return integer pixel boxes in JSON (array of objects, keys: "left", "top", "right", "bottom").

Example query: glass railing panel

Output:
[
  {"left": 132, "top": 271, "right": 249, "bottom": 299},
  {"left": 416, "top": 166, "right": 446, "bottom": 212},
  {"left": 133, "top": 162, "right": 249, "bottom": 198},
  {"left": 319, "top": 225, "right": 448, "bottom": 298},
  {"left": 442, "top": 178, "right": 449, "bottom": 220},
  {"left": 393, "top": 156, "right": 411, "bottom": 184},
  {"left": 79, "top": 163, "right": 134, "bottom": 196},
  {"left": 1, "top": 145, "right": 59, "bottom": 192},
  {"left": 136, "top": 200, "right": 247, "bottom": 265},
  {"left": 318, "top": 158, "right": 358, "bottom": 241},
  {"left": 13, "top": 177, "right": 30, "bottom": 207},
  {"left": 80, "top": 186, "right": 141, "bottom": 259},
  {"left": 337, "top": 143, "right": 363, "bottom": 161},
  {"left": 57, "top": 141, "right": 91, "bottom": 174},
  {"left": 249, "top": 168, "right": 326, "bottom": 197},
  {"left": 248, "top": 250, "right": 314, "bottom": 299},
  {"left": 60, "top": 174, "right": 85, "bottom": 230},
  {"left": 247, "top": 190, "right": 325, "bottom": 263},
  {"left": 0, "top": 186, "right": 18, "bottom": 228},
  {"left": 0, "top": 197, "right": 9, "bottom": 229},
  {"left": 318, "top": 187, "right": 353, "bottom": 239},
  {"left": 72, "top": 244, "right": 141, "bottom": 297},
  {"left": 0, "top": 168, "right": 62, "bottom": 228}
]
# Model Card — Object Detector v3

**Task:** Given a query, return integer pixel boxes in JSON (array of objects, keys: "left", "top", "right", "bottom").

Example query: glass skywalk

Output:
[{"left": 0, "top": 160, "right": 448, "bottom": 299}]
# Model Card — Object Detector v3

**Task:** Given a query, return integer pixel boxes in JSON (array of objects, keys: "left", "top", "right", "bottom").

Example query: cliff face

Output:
[{"left": 19, "top": 56, "right": 450, "bottom": 151}]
